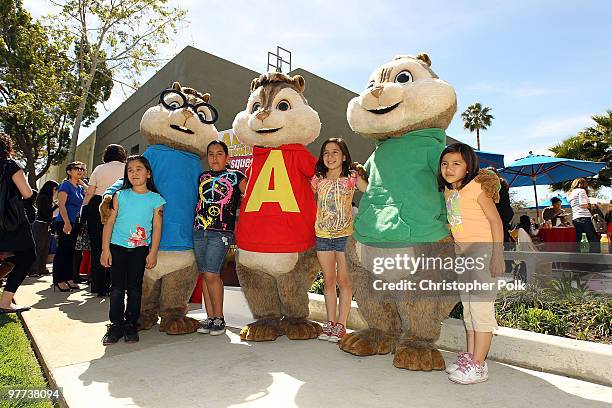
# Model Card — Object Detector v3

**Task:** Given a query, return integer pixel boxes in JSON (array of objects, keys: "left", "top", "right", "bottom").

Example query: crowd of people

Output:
[{"left": 1, "top": 133, "right": 611, "bottom": 386}]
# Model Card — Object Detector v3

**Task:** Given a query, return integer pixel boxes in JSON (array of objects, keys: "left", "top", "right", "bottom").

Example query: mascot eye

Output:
[
  {"left": 197, "top": 107, "right": 211, "bottom": 122},
  {"left": 251, "top": 102, "right": 261, "bottom": 114},
  {"left": 394, "top": 71, "right": 413, "bottom": 84},
  {"left": 367, "top": 81, "right": 375, "bottom": 89},
  {"left": 169, "top": 101, "right": 181, "bottom": 108},
  {"left": 276, "top": 100, "right": 291, "bottom": 111}
]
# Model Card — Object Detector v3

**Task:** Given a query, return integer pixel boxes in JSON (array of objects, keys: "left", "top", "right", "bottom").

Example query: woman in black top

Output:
[
  {"left": 0, "top": 133, "right": 35, "bottom": 314},
  {"left": 30, "top": 180, "right": 59, "bottom": 276}
]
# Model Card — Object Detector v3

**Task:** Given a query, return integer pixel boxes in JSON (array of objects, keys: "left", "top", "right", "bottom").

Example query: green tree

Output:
[
  {"left": 0, "top": 0, "right": 112, "bottom": 186},
  {"left": 49, "top": 0, "right": 187, "bottom": 162},
  {"left": 549, "top": 110, "right": 612, "bottom": 192},
  {"left": 461, "top": 102, "right": 494, "bottom": 150}
]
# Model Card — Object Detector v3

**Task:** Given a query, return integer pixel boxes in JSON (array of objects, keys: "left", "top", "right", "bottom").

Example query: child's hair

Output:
[
  {"left": 207, "top": 140, "right": 232, "bottom": 169},
  {"left": 118, "top": 155, "right": 160, "bottom": 194},
  {"left": 437, "top": 143, "right": 480, "bottom": 191},
  {"left": 315, "top": 138, "right": 352, "bottom": 178},
  {"left": 518, "top": 215, "right": 531, "bottom": 232}
]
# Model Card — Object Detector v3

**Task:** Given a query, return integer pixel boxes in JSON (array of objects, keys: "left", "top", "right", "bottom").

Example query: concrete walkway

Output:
[{"left": 13, "top": 275, "right": 612, "bottom": 408}]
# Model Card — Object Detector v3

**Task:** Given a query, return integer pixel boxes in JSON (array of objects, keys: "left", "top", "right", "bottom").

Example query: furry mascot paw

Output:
[
  {"left": 350, "top": 162, "right": 368, "bottom": 182},
  {"left": 99, "top": 195, "right": 113, "bottom": 225}
]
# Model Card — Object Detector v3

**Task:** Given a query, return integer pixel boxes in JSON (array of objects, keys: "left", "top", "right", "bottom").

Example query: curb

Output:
[
  {"left": 18, "top": 312, "right": 69, "bottom": 408},
  {"left": 307, "top": 293, "right": 612, "bottom": 387}
]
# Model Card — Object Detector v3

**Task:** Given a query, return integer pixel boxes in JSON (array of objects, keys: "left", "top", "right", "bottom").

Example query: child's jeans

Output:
[{"left": 109, "top": 244, "right": 148, "bottom": 326}]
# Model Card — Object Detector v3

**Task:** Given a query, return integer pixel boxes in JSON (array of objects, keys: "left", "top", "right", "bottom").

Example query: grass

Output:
[{"left": 0, "top": 314, "right": 55, "bottom": 408}]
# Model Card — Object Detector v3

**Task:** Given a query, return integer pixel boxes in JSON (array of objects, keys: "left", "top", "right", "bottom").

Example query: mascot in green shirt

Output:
[{"left": 341, "top": 53, "right": 458, "bottom": 371}]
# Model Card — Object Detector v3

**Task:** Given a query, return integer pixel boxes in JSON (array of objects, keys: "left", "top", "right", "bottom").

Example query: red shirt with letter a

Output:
[{"left": 235, "top": 144, "right": 317, "bottom": 252}]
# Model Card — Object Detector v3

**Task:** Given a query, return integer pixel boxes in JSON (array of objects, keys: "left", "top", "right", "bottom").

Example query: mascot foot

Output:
[
  {"left": 393, "top": 346, "right": 446, "bottom": 371},
  {"left": 138, "top": 311, "right": 159, "bottom": 331},
  {"left": 160, "top": 316, "right": 199, "bottom": 335},
  {"left": 339, "top": 328, "right": 395, "bottom": 356},
  {"left": 240, "top": 318, "right": 282, "bottom": 341},
  {"left": 280, "top": 317, "right": 322, "bottom": 340}
]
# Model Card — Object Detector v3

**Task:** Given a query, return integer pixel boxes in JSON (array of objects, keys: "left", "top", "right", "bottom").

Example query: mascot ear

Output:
[
  {"left": 250, "top": 78, "right": 261, "bottom": 93},
  {"left": 201, "top": 93, "right": 210, "bottom": 103},
  {"left": 416, "top": 53, "right": 432, "bottom": 67},
  {"left": 172, "top": 81, "right": 182, "bottom": 90},
  {"left": 292, "top": 75, "right": 305, "bottom": 93}
]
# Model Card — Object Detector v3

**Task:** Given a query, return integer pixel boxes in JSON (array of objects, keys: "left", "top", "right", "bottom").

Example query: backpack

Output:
[{"left": 0, "top": 160, "right": 27, "bottom": 232}]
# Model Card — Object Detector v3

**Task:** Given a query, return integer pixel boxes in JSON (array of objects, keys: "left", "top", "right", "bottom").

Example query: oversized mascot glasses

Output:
[{"left": 159, "top": 88, "right": 219, "bottom": 124}]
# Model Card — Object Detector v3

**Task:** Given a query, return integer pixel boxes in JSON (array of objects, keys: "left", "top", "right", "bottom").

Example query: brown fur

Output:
[
  {"left": 340, "top": 236, "right": 459, "bottom": 370},
  {"left": 171, "top": 81, "right": 210, "bottom": 103},
  {"left": 475, "top": 169, "right": 501, "bottom": 203},
  {"left": 237, "top": 249, "right": 321, "bottom": 341},
  {"left": 393, "top": 53, "right": 438, "bottom": 78}
]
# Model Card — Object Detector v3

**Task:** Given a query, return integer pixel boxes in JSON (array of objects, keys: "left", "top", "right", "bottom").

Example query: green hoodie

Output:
[{"left": 353, "top": 128, "right": 449, "bottom": 247}]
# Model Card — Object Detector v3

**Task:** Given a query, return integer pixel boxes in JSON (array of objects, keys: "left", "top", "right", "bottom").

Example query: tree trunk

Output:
[
  {"left": 476, "top": 128, "right": 481, "bottom": 150},
  {"left": 67, "top": 49, "right": 101, "bottom": 162}
]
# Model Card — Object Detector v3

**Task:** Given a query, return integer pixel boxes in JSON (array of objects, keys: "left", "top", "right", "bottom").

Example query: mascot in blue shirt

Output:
[{"left": 102, "top": 82, "right": 219, "bottom": 334}]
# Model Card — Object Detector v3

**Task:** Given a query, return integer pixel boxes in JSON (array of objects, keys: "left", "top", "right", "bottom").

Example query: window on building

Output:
[{"left": 131, "top": 144, "right": 139, "bottom": 155}]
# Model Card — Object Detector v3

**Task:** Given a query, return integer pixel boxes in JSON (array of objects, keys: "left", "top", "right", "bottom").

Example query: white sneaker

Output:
[
  {"left": 445, "top": 352, "right": 473, "bottom": 374},
  {"left": 318, "top": 321, "right": 334, "bottom": 340},
  {"left": 448, "top": 359, "right": 489, "bottom": 384},
  {"left": 197, "top": 318, "right": 214, "bottom": 334}
]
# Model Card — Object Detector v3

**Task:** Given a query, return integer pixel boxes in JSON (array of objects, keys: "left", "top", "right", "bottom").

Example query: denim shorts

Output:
[
  {"left": 193, "top": 229, "right": 234, "bottom": 274},
  {"left": 316, "top": 236, "right": 349, "bottom": 252}
]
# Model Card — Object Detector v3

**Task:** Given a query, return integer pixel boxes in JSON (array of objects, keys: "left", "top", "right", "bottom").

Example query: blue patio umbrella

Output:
[
  {"left": 475, "top": 150, "right": 505, "bottom": 169},
  {"left": 499, "top": 152, "right": 607, "bottom": 220},
  {"left": 528, "top": 195, "right": 571, "bottom": 209}
]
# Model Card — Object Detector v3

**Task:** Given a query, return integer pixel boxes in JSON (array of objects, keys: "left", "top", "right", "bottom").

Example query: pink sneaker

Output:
[
  {"left": 445, "top": 352, "right": 473, "bottom": 374},
  {"left": 328, "top": 323, "right": 346, "bottom": 343},
  {"left": 448, "top": 358, "right": 489, "bottom": 384},
  {"left": 318, "top": 321, "right": 334, "bottom": 340}
]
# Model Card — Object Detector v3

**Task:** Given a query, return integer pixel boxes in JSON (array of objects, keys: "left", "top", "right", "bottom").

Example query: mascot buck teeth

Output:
[
  {"left": 102, "top": 82, "right": 219, "bottom": 335},
  {"left": 232, "top": 72, "right": 323, "bottom": 341},
  {"left": 340, "top": 54, "right": 459, "bottom": 371}
]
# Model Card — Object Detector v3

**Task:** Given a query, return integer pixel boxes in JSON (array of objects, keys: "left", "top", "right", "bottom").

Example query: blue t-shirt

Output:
[
  {"left": 104, "top": 145, "right": 202, "bottom": 251},
  {"left": 55, "top": 180, "right": 85, "bottom": 224},
  {"left": 110, "top": 189, "right": 166, "bottom": 248}
]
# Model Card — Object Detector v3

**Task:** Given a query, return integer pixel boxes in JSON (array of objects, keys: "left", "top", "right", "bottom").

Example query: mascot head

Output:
[
  {"left": 232, "top": 72, "right": 321, "bottom": 148},
  {"left": 347, "top": 53, "right": 456, "bottom": 140},
  {"left": 140, "top": 82, "right": 219, "bottom": 157}
]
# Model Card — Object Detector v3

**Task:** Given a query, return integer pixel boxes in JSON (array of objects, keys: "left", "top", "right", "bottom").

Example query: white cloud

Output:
[{"left": 528, "top": 114, "right": 592, "bottom": 139}]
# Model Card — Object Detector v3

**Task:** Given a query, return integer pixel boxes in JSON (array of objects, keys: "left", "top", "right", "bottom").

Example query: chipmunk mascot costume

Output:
[
  {"left": 340, "top": 54, "right": 460, "bottom": 370},
  {"left": 102, "top": 82, "right": 219, "bottom": 334},
  {"left": 232, "top": 72, "right": 323, "bottom": 341}
]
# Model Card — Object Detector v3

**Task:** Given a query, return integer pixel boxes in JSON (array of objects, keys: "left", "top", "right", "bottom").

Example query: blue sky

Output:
[{"left": 25, "top": 0, "right": 612, "bottom": 201}]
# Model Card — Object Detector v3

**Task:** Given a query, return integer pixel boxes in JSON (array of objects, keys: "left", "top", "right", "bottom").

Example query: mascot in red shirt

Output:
[{"left": 232, "top": 72, "right": 322, "bottom": 341}]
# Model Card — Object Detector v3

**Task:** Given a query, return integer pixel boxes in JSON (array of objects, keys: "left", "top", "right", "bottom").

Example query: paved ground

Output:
[{"left": 12, "top": 274, "right": 612, "bottom": 408}]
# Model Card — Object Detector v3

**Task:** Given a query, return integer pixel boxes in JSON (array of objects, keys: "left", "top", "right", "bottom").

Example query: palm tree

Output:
[
  {"left": 592, "top": 109, "right": 612, "bottom": 139},
  {"left": 461, "top": 103, "right": 494, "bottom": 150}
]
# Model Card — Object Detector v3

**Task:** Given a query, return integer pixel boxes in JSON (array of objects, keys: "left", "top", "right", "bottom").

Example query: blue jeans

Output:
[
  {"left": 573, "top": 217, "right": 600, "bottom": 253},
  {"left": 316, "top": 236, "right": 349, "bottom": 252},
  {"left": 193, "top": 229, "right": 233, "bottom": 274}
]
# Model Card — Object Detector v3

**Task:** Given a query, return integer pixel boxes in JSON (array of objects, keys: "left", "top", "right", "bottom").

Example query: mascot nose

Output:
[
  {"left": 256, "top": 110, "right": 270, "bottom": 121},
  {"left": 182, "top": 109, "right": 194, "bottom": 119},
  {"left": 370, "top": 85, "right": 384, "bottom": 98}
]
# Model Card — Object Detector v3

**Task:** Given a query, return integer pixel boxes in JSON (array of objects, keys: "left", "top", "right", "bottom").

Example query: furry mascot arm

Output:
[
  {"left": 475, "top": 169, "right": 501, "bottom": 204},
  {"left": 99, "top": 178, "right": 123, "bottom": 224}
]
